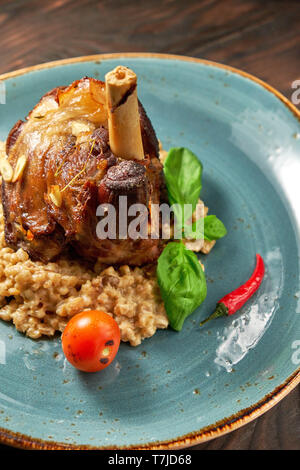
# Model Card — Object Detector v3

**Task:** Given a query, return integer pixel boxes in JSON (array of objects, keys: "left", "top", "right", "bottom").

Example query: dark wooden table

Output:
[{"left": 0, "top": 0, "right": 299, "bottom": 451}]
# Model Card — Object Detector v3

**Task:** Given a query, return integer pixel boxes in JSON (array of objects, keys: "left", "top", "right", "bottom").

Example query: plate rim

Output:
[{"left": 0, "top": 52, "right": 299, "bottom": 450}]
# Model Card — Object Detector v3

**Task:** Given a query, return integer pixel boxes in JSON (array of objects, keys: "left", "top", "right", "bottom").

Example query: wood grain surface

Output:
[{"left": 0, "top": 0, "right": 299, "bottom": 451}]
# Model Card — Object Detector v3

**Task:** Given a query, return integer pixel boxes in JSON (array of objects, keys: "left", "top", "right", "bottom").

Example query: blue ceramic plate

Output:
[{"left": 0, "top": 54, "right": 299, "bottom": 449}]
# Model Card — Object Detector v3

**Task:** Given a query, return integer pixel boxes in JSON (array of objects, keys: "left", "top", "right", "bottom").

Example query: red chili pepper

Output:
[{"left": 200, "top": 254, "right": 265, "bottom": 326}]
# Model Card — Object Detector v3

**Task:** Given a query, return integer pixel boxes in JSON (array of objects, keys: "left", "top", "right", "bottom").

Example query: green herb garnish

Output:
[
  {"left": 204, "top": 215, "right": 227, "bottom": 241},
  {"left": 163, "top": 147, "right": 226, "bottom": 241},
  {"left": 164, "top": 147, "right": 202, "bottom": 231},
  {"left": 157, "top": 146, "right": 227, "bottom": 331},
  {"left": 157, "top": 241, "right": 207, "bottom": 331}
]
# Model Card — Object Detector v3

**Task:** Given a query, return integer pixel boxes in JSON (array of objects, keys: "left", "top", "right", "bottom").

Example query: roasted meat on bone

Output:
[{"left": 2, "top": 67, "right": 165, "bottom": 265}]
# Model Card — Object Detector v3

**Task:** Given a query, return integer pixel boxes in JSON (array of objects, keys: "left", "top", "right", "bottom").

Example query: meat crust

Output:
[{"left": 2, "top": 77, "right": 164, "bottom": 265}]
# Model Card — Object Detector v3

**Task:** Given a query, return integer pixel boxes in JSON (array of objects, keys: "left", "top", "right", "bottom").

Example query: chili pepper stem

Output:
[{"left": 200, "top": 303, "right": 228, "bottom": 326}]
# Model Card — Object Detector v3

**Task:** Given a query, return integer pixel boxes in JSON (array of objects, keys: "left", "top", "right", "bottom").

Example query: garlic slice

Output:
[
  {"left": 71, "top": 120, "right": 94, "bottom": 137},
  {"left": 0, "top": 156, "right": 13, "bottom": 182},
  {"left": 12, "top": 154, "right": 27, "bottom": 183},
  {"left": 49, "top": 185, "right": 62, "bottom": 207}
]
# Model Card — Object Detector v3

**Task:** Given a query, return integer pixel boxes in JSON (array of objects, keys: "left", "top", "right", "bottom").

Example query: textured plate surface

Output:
[{"left": 0, "top": 54, "right": 299, "bottom": 449}]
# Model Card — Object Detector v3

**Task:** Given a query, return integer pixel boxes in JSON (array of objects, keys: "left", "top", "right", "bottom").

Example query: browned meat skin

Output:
[
  {"left": 100, "top": 160, "right": 149, "bottom": 222},
  {"left": 2, "top": 77, "right": 164, "bottom": 265},
  {"left": 138, "top": 101, "right": 159, "bottom": 158}
]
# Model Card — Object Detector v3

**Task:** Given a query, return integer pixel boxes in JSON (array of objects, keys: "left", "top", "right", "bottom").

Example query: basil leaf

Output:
[
  {"left": 157, "top": 242, "right": 207, "bottom": 331},
  {"left": 183, "top": 216, "right": 227, "bottom": 241},
  {"left": 164, "top": 148, "right": 203, "bottom": 227},
  {"left": 183, "top": 217, "right": 204, "bottom": 240},
  {"left": 204, "top": 215, "right": 227, "bottom": 241}
]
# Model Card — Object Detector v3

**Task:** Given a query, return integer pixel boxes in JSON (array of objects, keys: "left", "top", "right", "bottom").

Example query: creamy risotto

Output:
[{"left": 0, "top": 201, "right": 168, "bottom": 347}]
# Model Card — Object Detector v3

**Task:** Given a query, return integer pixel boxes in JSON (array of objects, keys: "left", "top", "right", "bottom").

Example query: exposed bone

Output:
[{"left": 105, "top": 66, "right": 144, "bottom": 160}]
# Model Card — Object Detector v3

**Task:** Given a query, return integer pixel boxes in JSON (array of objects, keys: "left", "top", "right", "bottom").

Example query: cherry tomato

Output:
[{"left": 61, "top": 310, "right": 120, "bottom": 372}]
